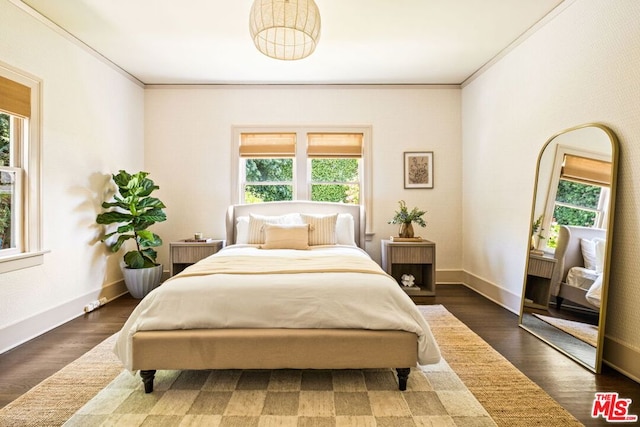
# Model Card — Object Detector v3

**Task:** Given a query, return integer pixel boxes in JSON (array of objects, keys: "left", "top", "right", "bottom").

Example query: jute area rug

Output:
[
  {"left": 0, "top": 305, "right": 581, "bottom": 427},
  {"left": 533, "top": 313, "right": 598, "bottom": 347}
]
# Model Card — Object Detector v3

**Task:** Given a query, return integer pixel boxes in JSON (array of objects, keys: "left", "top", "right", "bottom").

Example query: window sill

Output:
[{"left": 0, "top": 250, "right": 50, "bottom": 274}]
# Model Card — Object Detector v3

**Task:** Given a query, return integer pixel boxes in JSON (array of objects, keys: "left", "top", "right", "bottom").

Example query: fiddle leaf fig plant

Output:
[{"left": 96, "top": 170, "right": 167, "bottom": 269}]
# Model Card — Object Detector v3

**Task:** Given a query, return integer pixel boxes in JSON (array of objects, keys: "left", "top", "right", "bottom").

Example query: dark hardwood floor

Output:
[{"left": 1, "top": 284, "right": 638, "bottom": 426}]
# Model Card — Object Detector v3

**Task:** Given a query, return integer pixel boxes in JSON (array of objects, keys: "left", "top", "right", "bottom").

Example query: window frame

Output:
[
  {"left": 0, "top": 62, "right": 44, "bottom": 273},
  {"left": 231, "top": 125, "right": 373, "bottom": 235},
  {"left": 552, "top": 180, "right": 608, "bottom": 228},
  {"left": 540, "top": 144, "right": 611, "bottom": 251},
  {"left": 0, "top": 165, "right": 25, "bottom": 255}
]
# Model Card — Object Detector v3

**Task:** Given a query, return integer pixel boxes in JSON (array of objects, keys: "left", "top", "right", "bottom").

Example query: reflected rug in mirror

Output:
[
  {"left": 533, "top": 313, "right": 598, "bottom": 347},
  {"left": 0, "top": 305, "right": 581, "bottom": 427}
]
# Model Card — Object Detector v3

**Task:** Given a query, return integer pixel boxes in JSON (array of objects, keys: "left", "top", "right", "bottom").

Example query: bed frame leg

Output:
[
  {"left": 140, "top": 370, "right": 156, "bottom": 393},
  {"left": 396, "top": 368, "right": 410, "bottom": 391}
]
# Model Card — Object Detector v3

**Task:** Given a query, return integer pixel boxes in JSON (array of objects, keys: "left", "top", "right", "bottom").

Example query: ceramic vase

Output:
[{"left": 399, "top": 222, "right": 414, "bottom": 238}]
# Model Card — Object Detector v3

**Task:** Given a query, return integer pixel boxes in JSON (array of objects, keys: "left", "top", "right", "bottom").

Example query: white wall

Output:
[
  {"left": 144, "top": 85, "right": 462, "bottom": 271},
  {"left": 461, "top": 0, "right": 640, "bottom": 379},
  {"left": 0, "top": 0, "right": 144, "bottom": 352}
]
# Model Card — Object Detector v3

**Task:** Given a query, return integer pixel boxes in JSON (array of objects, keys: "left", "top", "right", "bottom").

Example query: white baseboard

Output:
[
  {"left": 435, "top": 269, "right": 464, "bottom": 284},
  {"left": 0, "top": 279, "right": 127, "bottom": 355},
  {"left": 603, "top": 336, "right": 640, "bottom": 384},
  {"left": 461, "top": 270, "right": 522, "bottom": 314}
]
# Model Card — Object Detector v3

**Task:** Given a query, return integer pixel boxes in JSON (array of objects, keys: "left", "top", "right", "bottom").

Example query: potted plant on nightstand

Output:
[
  {"left": 96, "top": 170, "right": 167, "bottom": 298},
  {"left": 388, "top": 200, "right": 426, "bottom": 238}
]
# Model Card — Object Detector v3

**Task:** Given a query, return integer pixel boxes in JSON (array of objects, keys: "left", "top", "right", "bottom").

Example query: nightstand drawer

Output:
[
  {"left": 527, "top": 256, "right": 556, "bottom": 279},
  {"left": 171, "top": 246, "right": 218, "bottom": 263},
  {"left": 390, "top": 246, "right": 434, "bottom": 264},
  {"left": 170, "top": 240, "right": 224, "bottom": 276}
]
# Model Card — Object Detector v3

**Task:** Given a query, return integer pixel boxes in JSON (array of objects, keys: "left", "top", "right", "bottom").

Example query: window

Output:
[
  {"left": 232, "top": 126, "right": 372, "bottom": 231},
  {"left": 0, "top": 64, "right": 43, "bottom": 271},
  {"left": 553, "top": 180, "right": 607, "bottom": 228},
  {"left": 543, "top": 152, "right": 611, "bottom": 249},
  {"left": 240, "top": 133, "right": 295, "bottom": 203},
  {"left": 308, "top": 133, "right": 361, "bottom": 204}
]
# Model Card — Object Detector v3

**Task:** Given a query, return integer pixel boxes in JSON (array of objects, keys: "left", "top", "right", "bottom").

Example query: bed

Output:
[
  {"left": 113, "top": 201, "right": 441, "bottom": 393},
  {"left": 550, "top": 225, "right": 606, "bottom": 311}
]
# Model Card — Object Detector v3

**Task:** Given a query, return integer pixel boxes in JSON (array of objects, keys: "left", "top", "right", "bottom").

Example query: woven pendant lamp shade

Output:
[{"left": 249, "top": 0, "right": 321, "bottom": 60}]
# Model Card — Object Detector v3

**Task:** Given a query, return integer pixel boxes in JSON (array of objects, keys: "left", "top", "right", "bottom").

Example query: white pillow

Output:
[
  {"left": 580, "top": 238, "right": 597, "bottom": 270},
  {"left": 594, "top": 238, "right": 606, "bottom": 274},
  {"left": 235, "top": 216, "right": 250, "bottom": 244},
  {"left": 581, "top": 237, "right": 606, "bottom": 272},
  {"left": 336, "top": 213, "right": 356, "bottom": 246}
]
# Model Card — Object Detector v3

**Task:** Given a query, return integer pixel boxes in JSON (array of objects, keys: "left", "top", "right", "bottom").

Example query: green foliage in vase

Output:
[
  {"left": 96, "top": 170, "right": 167, "bottom": 269},
  {"left": 388, "top": 200, "right": 427, "bottom": 227},
  {"left": 532, "top": 214, "right": 545, "bottom": 239}
]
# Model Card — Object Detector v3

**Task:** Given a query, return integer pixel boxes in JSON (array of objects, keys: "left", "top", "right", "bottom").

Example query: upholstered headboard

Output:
[
  {"left": 550, "top": 225, "right": 606, "bottom": 296},
  {"left": 226, "top": 201, "right": 366, "bottom": 249}
]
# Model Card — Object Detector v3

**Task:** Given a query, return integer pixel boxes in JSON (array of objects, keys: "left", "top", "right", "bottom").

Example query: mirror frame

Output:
[{"left": 518, "top": 123, "right": 619, "bottom": 373}]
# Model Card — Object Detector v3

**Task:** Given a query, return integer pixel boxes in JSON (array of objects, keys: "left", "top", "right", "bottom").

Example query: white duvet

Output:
[
  {"left": 565, "top": 266, "right": 602, "bottom": 308},
  {"left": 566, "top": 266, "right": 599, "bottom": 291},
  {"left": 585, "top": 274, "right": 603, "bottom": 308},
  {"left": 114, "top": 245, "right": 441, "bottom": 370}
]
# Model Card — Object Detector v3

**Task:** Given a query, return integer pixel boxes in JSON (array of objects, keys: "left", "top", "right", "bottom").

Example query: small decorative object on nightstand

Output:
[
  {"left": 381, "top": 239, "right": 436, "bottom": 297},
  {"left": 170, "top": 239, "right": 224, "bottom": 276}
]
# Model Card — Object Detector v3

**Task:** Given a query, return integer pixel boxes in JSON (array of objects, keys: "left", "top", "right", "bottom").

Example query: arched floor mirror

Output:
[{"left": 519, "top": 123, "right": 619, "bottom": 373}]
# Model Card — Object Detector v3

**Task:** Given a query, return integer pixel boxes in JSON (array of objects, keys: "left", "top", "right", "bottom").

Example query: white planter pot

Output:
[{"left": 122, "top": 264, "right": 163, "bottom": 299}]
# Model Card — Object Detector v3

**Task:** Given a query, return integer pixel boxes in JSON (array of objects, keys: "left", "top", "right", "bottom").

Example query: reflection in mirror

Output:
[{"left": 519, "top": 124, "right": 618, "bottom": 373}]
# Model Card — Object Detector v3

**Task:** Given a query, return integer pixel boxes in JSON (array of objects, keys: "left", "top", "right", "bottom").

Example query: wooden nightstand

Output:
[
  {"left": 170, "top": 240, "right": 225, "bottom": 276},
  {"left": 523, "top": 252, "right": 557, "bottom": 311},
  {"left": 381, "top": 239, "right": 436, "bottom": 296}
]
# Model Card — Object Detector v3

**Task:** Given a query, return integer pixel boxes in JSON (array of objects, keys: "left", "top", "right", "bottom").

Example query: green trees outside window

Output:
[
  {"left": 553, "top": 180, "right": 602, "bottom": 228},
  {"left": 310, "top": 158, "right": 359, "bottom": 204},
  {"left": 244, "top": 158, "right": 359, "bottom": 204},
  {"left": 545, "top": 179, "right": 605, "bottom": 249},
  {"left": 0, "top": 113, "right": 12, "bottom": 249},
  {"left": 244, "top": 158, "right": 293, "bottom": 202}
]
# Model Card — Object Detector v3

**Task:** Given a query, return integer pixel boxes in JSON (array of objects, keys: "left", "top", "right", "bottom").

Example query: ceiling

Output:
[{"left": 18, "top": 0, "right": 566, "bottom": 85}]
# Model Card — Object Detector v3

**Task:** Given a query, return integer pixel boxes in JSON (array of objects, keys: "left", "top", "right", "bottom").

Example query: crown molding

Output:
[{"left": 8, "top": 0, "right": 144, "bottom": 88}]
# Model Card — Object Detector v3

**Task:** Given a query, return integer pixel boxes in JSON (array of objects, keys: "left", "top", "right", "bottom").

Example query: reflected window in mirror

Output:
[{"left": 539, "top": 147, "right": 612, "bottom": 252}]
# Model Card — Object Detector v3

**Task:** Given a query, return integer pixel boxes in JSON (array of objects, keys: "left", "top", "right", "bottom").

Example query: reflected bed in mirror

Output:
[{"left": 519, "top": 123, "right": 619, "bottom": 373}]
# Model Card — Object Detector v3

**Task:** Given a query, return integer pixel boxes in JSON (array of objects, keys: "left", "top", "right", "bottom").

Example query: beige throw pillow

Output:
[
  {"left": 301, "top": 213, "right": 338, "bottom": 246},
  {"left": 247, "top": 213, "right": 296, "bottom": 244},
  {"left": 260, "top": 224, "right": 310, "bottom": 250}
]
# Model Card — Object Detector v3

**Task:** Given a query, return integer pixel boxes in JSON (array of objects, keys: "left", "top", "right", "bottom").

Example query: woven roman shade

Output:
[
  {"left": 240, "top": 133, "right": 296, "bottom": 158},
  {"left": 307, "top": 133, "right": 363, "bottom": 158},
  {"left": 0, "top": 75, "right": 31, "bottom": 118},
  {"left": 561, "top": 154, "right": 611, "bottom": 186}
]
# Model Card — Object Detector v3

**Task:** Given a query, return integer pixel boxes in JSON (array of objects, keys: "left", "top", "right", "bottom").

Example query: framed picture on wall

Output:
[{"left": 404, "top": 151, "right": 434, "bottom": 189}]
